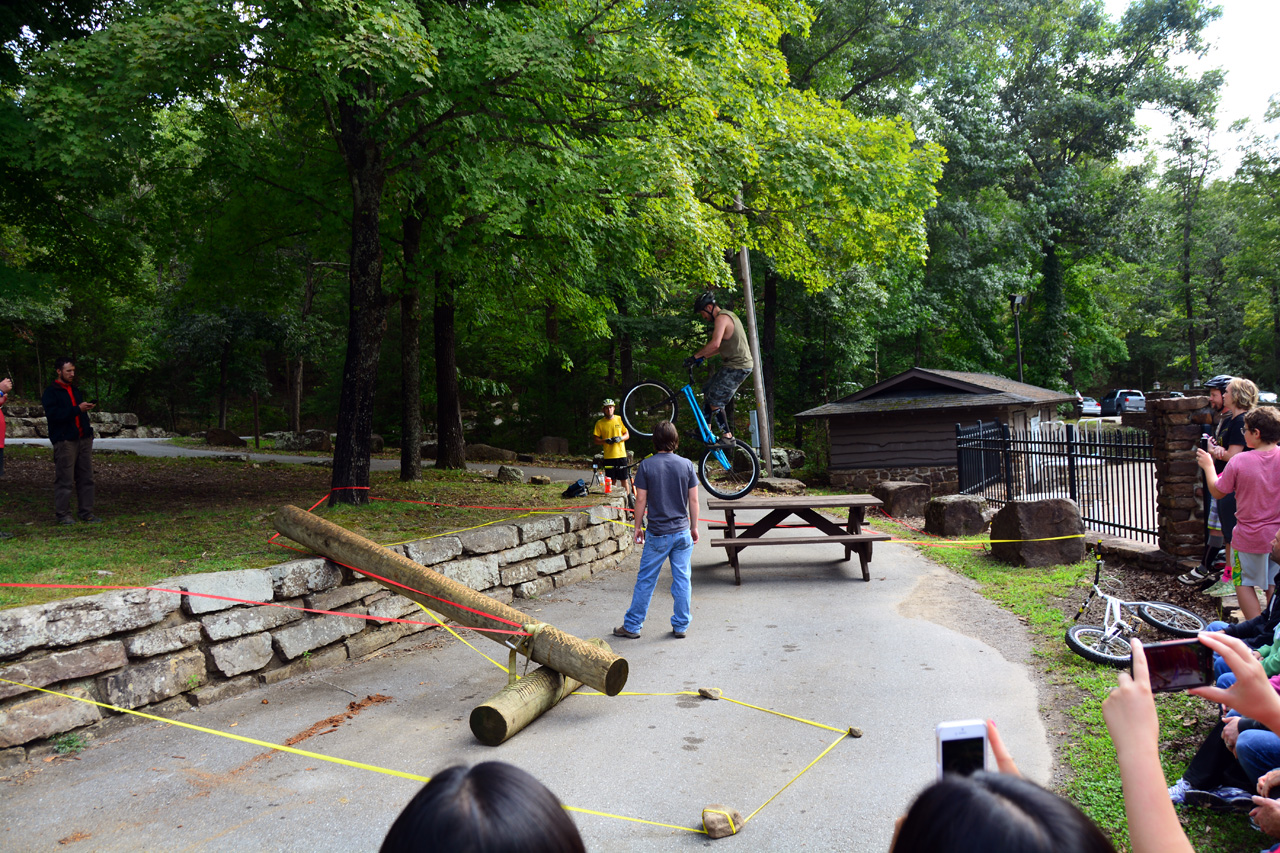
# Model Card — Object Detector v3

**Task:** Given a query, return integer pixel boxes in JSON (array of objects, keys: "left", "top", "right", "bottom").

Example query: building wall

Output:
[{"left": 828, "top": 404, "right": 1059, "bottom": 470}]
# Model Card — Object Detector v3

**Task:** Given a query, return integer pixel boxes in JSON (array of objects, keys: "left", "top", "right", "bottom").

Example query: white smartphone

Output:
[{"left": 936, "top": 719, "right": 989, "bottom": 779}]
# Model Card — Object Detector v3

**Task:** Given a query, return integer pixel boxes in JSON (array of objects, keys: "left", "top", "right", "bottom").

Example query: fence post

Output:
[
  {"left": 1066, "top": 422, "right": 1078, "bottom": 503},
  {"left": 1000, "top": 422, "right": 1014, "bottom": 503},
  {"left": 955, "top": 423, "right": 964, "bottom": 492}
]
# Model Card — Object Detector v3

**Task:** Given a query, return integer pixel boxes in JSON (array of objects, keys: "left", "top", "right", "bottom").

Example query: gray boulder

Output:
[
  {"left": 924, "top": 494, "right": 989, "bottom": 537},
  {"left": 467, "top": 444, "right": 517, "bottom": 462},
  {"left": 496, "top": 465, "right": 524, "bottom": 484},
  {"left": 205, "top": 428, "right": 246, "bottom": 447},
  {"left": 872, "top": 481, "right": 932, "bottom": 518},
  {"left": 990, "top": 499, "right": 1085, "bottom": 567}
]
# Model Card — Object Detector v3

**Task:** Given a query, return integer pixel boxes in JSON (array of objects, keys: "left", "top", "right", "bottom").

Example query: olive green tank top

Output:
[{"left": 718, "top": 309, "right": 753, "bottom": 371}]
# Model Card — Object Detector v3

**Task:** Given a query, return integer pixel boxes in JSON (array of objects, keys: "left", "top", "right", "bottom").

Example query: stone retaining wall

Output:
[
  {"left": 0, "top": 503, "right": 633, "bottom": 772},
  {"left": 2, "top": 405, "right": 169, "bottom": 439},
  {"left": 830, "top": 465, "right": 958, "bottom": 496}
]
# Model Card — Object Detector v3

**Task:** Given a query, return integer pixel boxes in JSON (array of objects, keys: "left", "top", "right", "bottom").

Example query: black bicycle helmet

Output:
[
  {"left": 693, "top": 290, "right": 716, "bottom": 314},
  {"left": 1204, "top": 374, "right": 1234, "bottom": 391}
]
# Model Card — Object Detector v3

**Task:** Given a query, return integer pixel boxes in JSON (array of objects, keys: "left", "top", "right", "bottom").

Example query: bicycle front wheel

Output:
[
  {"left": 621, "top": 381, "right": 678, "bottom": 438},
  {"left": 1064, "top": 624, "right": 1132, "bottom": 667},
  {"left": 698, "top": 439, "right": 760, "bottom": 500},
  {"left": 1136, "top": 602, "right": 1207, "bottom": 637}
]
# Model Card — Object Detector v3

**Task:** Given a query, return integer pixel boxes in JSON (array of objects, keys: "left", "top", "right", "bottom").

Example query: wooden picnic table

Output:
[{"left": 706, "top": 494, "right": 891, "bottom": 585}]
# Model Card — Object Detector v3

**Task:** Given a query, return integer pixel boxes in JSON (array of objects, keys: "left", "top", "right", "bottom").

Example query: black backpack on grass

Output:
[{"left": 561, "top": 479, "right": 589, "bottom": 498}]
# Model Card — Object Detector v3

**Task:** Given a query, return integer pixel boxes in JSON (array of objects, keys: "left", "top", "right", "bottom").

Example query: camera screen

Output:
[
  {"left": 1144, "top": 640, "right": 1213, "bottom": 693},
  {"left": 941, "top": 736, "right": 985, "bottom": 777}
]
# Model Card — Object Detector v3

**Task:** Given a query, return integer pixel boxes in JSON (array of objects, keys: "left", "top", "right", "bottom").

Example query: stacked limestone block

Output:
[
  {"left": 0, "top": 502, "right": 632, "bottom": 772},
  {"left": 1150, "top": 396, "right": 1212, "bottom": 561}
]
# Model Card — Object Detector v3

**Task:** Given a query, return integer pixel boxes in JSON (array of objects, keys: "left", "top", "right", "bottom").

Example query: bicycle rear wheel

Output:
[
  {"left": 698, "top": 439, "right": 760, "bottom": 500},
  {"left": 621, "top": 381, "right": 678, "bottom": 438},
  {"left": 1136, "top": 602, "right": 1206, "bottom": 637},
  {"left": 1064, "top": 624, "right": 1132, "bottom": 667}
]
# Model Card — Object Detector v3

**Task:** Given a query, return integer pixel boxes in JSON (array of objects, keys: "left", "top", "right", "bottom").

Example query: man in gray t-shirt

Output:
[{"left": 614, "top": 421, "right": 700, "bottom": 639}]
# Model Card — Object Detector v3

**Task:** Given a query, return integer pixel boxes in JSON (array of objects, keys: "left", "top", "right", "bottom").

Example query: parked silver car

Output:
[
  {"left": 1081, "top": 396, "right": 1101, "bottom": 416},
  {"left": 1100, "top": 389, "right": 1145, "bottom": 416}
]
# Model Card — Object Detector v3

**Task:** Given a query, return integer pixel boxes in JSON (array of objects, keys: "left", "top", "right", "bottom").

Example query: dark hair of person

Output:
[
  {"left": 381, "top": 762, "right": 585, "bottom": 853},
  {"left": 653, "top": 420, "right": 679, "bottom": 453},
  {"left": 892, "top": 772, "right": 1116, "bottom": 853},
  {"left": 1245, "top": 405, "right": 1280, "bottom": 444},
  {"left": 54, "top": 356, "right": 74, "bottom": 371}
]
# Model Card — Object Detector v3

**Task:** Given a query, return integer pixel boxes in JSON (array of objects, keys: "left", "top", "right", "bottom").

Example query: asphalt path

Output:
[
  {"left": 0, "top": 497, "right": 1051, "bottom": 851},
  {"left": 4, "top": 437, "right": 592, "bottom": 483}
]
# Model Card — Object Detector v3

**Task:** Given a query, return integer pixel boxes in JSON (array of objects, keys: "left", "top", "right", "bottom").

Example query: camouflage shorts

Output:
[{"left": 702, "top": 367, "right": 752, "bottom": 409}]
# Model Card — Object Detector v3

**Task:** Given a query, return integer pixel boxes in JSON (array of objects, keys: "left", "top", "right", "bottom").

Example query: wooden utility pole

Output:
[
  {"left": 735, "top": 194, "right": 772, "bottom": 476},
  {"left": 273, "top": 506, "right": 629, "bottom": 695}
]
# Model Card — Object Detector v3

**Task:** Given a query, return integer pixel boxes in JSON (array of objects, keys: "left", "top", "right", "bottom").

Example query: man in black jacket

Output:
[{"left": 41, "top": 357, "right": 98, "bottom": 524}]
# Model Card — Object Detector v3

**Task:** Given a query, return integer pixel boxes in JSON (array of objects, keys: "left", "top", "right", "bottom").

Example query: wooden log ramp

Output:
[
  {"left": 273, "top": 505, "right": 629, "bottom": 696},
  {"left": 470, "top": 638, "right": 612, "bottom": 746}
]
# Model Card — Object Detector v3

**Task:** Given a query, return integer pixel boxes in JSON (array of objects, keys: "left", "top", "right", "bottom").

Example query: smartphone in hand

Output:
[
  {"left": 1142, "top": 638, "right": 1215, "bottom": 693},
  {"left": 936, "top": 719, "right": 988, "bottom": 779}
]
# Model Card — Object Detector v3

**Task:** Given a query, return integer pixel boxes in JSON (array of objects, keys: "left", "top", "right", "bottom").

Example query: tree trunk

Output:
[
  {"left": 329, "top": 93, "right": 389, "bottom": 507},
  {"left": 217, "top": 340, "right": 230, "bottom": 429},
  {"left": 1182, "top": 214, "right": 1199, "bottom": 387},
  {"left": 434, "top": 271, "right": 467, "bottom": 468},
  {"left": 399, "top": 213, "right": 424, "bottom": 481},
  {"left": 762, "top": 266, "right": 777, "bottom": 434}
]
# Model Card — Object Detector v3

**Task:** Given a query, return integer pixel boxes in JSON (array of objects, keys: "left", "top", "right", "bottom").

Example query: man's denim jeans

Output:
[{"left": 623, "top": 530, "right": 693, "bottom": 634}]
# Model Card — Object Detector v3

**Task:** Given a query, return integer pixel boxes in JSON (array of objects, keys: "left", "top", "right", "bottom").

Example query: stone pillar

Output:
[{"left": 1150, "top": 396, "right": 1212, "bottom": 561}]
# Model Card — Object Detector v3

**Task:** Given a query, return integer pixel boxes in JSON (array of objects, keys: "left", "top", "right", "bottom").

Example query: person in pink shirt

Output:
[{"left": 1198, "top": 406, "right": 1280, "bottom": 615}]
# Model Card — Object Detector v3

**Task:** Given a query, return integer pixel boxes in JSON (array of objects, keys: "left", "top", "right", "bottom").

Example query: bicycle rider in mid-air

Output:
[{"left": 684, "top": 291, "right": 753, "bottom": 449}]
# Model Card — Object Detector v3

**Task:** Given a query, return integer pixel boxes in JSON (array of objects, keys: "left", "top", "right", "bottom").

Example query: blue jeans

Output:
[
  {"left": 623, "top": 530, "right": 693, "bottom": 634},
  {"left": 1206, "top": 621, "right": 1232, "bottom": 680},
  {"left": 1237, "top": 727, "right": 1280, "bottom": 783}
]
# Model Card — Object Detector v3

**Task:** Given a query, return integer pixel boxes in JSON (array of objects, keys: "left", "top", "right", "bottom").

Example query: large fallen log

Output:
[
  {"left": 273, "top": 505, "right": 628, "bottom": 696},
  {"left": 470, "top": 637, "right": 612, "bottom": 746}
]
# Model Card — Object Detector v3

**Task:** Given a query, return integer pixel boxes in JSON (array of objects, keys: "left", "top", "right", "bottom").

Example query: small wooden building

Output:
[{"left": 794, "top": 368, "right": 1076, "bottom": 493}]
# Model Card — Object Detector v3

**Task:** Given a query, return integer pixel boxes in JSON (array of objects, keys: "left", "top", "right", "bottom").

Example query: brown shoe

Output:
[{"left": 613, "top": 626, "right": 640, "bottom": 639}]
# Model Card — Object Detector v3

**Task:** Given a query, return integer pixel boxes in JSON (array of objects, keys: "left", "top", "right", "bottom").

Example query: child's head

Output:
[
  {"left": 892, "top": 771, "right": 1116, "bottom": 853},
  {"left": 653, "top": 421, "right": 679, "bottom": 452},
  {"left": 381, "top": 762, "right": 584, "bottom": 853},
  {"left": 1244, "top": 406, "right": 1280, "bottom": 446},
  {"left": 1227, "top": 377, "right": 1259, "bottom": 411}
]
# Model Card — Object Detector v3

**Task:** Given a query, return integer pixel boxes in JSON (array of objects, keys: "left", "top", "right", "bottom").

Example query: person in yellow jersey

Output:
[{"left": 593, "top": 399, "right": 633, "bottom": 501}]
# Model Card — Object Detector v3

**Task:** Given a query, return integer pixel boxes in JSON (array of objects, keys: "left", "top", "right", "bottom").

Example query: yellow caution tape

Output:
[
  {"left": 0, "top": 678, "right": 432, "bottom": 784},
  {"left": 743, "top": 730, "right": 851, "bottom": 824},
  {"left": 413, "top": 602, "right": 511, "bottom": 673}
]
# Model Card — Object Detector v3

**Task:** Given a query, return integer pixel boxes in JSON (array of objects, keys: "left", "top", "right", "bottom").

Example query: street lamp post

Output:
[{"left": 1008, "top": 294, "right": 1029, "bottom": 383}]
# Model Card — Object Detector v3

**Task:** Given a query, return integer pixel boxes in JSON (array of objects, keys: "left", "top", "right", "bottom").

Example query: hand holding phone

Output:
[
  {"left": 937, "top": 719, "right": 989, "bottom": 779},
  {"left": 1142, "top": 638, "right": 1214, "bottom": 693}
]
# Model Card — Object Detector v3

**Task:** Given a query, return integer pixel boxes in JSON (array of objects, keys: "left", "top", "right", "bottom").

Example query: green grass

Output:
[
  {"left": 860, "top": 513, "right": 1258, "bottom": 853},
  {"left": 0, "top": 446, "right": 611, "bottom": 610}
]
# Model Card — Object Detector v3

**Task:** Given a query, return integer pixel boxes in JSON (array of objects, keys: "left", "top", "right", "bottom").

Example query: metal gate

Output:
[{"left": 955, "top": 420, "right": 1156, "bottom": 544}]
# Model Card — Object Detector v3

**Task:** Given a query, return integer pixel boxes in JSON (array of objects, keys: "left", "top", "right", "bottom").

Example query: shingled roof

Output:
[{"left": 795, "top": 368, "right": 1076, "bottom": 419}]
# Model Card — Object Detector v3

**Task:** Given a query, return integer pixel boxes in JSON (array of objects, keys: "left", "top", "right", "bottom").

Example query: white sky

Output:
[{"left": 1105, "top": 0, "right": 1280, "bottom": 176}]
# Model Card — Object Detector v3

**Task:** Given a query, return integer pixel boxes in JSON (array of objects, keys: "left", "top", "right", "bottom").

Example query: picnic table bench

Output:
[{"left": 706, "top": 494, "right": 892, "bottom": 584}]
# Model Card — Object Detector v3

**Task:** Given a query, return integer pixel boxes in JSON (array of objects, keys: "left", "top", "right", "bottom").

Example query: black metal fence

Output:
[{"left": 956, "top": 420, "right": 1157, "bottom": 544}]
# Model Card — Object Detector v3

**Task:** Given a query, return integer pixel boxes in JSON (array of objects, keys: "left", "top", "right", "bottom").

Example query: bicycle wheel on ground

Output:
[
  {"left": 1064, "top": 624, "right": 1133, "bottom": 667},
  {"left": 698, "top": 439, "right": 760, "bottom": 500},
  {"left": 1136, "top": 602, "right": 1207, "bottom": 637},
  {"left": 621, "top": 381, "right": 678, "bottom": 438}
]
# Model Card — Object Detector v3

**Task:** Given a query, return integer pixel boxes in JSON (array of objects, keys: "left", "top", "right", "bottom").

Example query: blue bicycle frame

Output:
[{"left": 677, "top": 383, "right": 733, "bottom": 471}]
